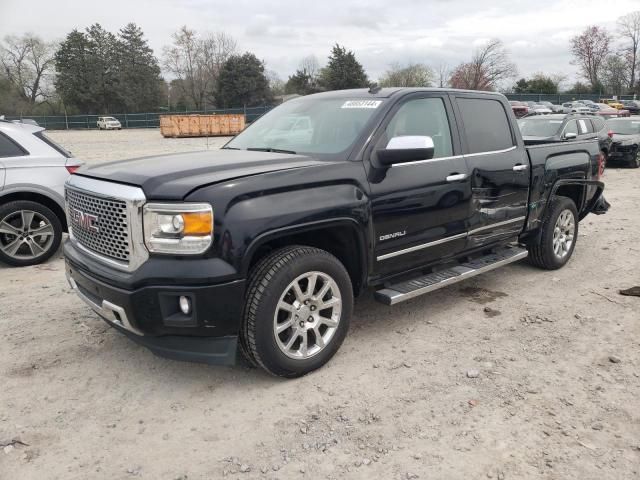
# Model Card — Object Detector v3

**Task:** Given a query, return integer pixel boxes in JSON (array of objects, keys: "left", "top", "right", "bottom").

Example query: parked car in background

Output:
[
  {"left": 600, "top": 99, "right": 625, "bottom": 110},
  {"left": 517, "top": 114, "right": 611, "bottom": 171},
  {"left": 11, "top": 119, "right": 40, "bottom": 127},
  {"left": 605, "top": 117, "right": 640, "bottom": 168},
  {"left": 592, "top": 103, "right": 630, "bottom": 118},
  {"left": 539, "top": 101, "right": 563, "bottom": 113},
  {"left": 620, "top": 100, "right": 640, "bottom": 115},
  {"left": 0, "top": 120, "right": 83, "bottom": 266},
  {"left": 97, "top": 116, "right": 122, "bottom": 130},
  {"left": 509, "top": 101, "right": 529, "bottom": 118},
  {"left": 562, "top": 102, "right": 591, "bottom": 114}
]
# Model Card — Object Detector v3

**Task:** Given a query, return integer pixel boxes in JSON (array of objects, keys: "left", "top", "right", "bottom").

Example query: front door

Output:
[
  {"left": 365, "top": 93, "right": 472, "bottom": 279},
  {"left": 451, "top": 94, "right": 530, "bottom": 248}
]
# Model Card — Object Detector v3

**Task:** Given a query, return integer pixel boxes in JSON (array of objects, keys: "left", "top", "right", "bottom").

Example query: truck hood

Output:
[{"left": 76, "top": 149, "right": 326, "bottom": 200}]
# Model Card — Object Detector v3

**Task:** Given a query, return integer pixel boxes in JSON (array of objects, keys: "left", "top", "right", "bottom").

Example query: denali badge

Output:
[
  {"left": 71, "top": 208, "right": 100, "bottom": 233},
  {"left": 379, "top": 230, "right": 406, "bottom": 241}
]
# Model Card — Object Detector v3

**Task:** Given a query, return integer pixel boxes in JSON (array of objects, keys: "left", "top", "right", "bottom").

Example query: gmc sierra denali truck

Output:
[{"left": 64, "top": 88, "right": 609, "bottom": 377}]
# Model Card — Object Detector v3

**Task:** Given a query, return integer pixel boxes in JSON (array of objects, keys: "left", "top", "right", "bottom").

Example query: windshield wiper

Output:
[
  {"left": 221, "top": 146, "right": 240, "bottom": 150},
  {"left": 247, "top": 147, "right": 297, "bottom": 154}
]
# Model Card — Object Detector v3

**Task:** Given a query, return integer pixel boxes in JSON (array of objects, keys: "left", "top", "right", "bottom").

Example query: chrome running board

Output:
[{"left": 374, "top": 246, "right": 528, "bottom": 306}]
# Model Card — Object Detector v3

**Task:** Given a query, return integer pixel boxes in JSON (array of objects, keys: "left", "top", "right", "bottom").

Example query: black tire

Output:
[
  {"left": 629, "top": 150, "right": 640, "bottom": 168},
  {"left": 527, "top": 196, "right": 578, "bottom": 270},
  {"left": 240, "top": 246, "right": 353, "bottom": 378},
  {"left": 0, "top": 200, "right": 63, "bottom": 267}
]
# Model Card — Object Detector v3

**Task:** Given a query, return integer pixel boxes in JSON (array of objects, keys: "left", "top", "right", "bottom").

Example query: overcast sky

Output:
[{"left": 1, "top": 0, "right": 638, "bottom": 87}]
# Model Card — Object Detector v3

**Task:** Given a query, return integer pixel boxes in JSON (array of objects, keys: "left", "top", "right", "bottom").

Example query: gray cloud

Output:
[{"left": 0, "top": 0, "right": 637, "bottom": 85}]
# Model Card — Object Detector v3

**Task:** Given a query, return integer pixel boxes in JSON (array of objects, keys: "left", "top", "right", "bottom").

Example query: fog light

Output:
[{"left": 179, "top": 296, "right": 191, "bottom": 315}]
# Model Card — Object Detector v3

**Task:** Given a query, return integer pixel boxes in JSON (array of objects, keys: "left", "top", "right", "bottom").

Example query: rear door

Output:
[
  {"left": 367, "top": 92, "right": 471, "bottom": 278},
  {"left": 451, "top": 94, "right": 530, "bottom": 249}
]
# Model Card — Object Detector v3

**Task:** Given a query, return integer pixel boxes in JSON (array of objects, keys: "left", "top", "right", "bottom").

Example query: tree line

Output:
[{"left": 1, "top": 11, "right": 639, "bottom": 116}]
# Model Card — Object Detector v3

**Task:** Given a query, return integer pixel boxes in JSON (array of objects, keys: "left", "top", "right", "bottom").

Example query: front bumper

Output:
[
  {"left": 64, "top": 243, "right": 246, "bottom": 365},
  {"left": 608, "top": 146, "right": 638, "bottom": 163}
]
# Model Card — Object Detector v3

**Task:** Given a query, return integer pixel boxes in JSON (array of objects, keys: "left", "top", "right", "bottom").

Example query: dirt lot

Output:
[{"left": 1, "top": 129, "right": 639, "bottom": 480}]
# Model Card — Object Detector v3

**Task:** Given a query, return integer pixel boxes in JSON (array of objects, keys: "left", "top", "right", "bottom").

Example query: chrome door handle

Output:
[
  {"left": 513, "top": 164, "right": 528, "bottom": 172},
  {"left": 446, "top": 173, "right": 468, "bottom": 182}
]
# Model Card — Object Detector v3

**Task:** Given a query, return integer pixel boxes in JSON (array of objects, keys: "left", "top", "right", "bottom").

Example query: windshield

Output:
[
  {"left": 105, "top": 117, "right": 117, "bottom": 121},
  {"left": 226, "top": 97, "right": 383, "bottom": 156},
  {"left": 607, "top": 119, "right": 640, "bottom": 135},
  {"left": 517, "top": 118, "right": 563, "bottom": 137}
]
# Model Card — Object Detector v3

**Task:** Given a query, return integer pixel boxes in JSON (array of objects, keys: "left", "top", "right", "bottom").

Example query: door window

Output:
[
  {"left": 0, "top": 132, "right": 26, "bottom": 157},
  {"left": 380, "top": 97, "right": 453, "bottom": 158},
  {"left": 563, "top": 120, "right": 579, "bottom": 136},
  {"left": 456, "top": 98, "right": 515, "bottom": 153},
  {"left": 578, "top": 119, "right": 593, "bottom": 134}
]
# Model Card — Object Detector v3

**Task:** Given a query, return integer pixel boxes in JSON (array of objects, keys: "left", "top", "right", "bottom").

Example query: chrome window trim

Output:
[
  {"left": 65, "top": 175, "right": 149, "bottom": 272},
  {"left": 377, "top": 216, "right": 526, "bottom": 261},
  {"left": 393, "top": 154, "right": 464, "bottom": 167},
  {"left": 463, "top": 145, "right": 517, "bottom": 158}
]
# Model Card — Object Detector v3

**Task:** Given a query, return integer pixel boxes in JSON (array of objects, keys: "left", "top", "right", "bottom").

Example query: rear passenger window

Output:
[
  {"left": 382, "top": 97, "right": 453, "bottom": 158},
  {"left": 456, "top": 98, "right": 514, "bottom": 154},
  {"left": 578, "top": 119, "right": 593, "bottom": 134},
  {"left": 591, "top": 118, "right": 605, "bottom": 131},
  {"left": 0, "top": 132, "right": 26, "bottom": 157}
]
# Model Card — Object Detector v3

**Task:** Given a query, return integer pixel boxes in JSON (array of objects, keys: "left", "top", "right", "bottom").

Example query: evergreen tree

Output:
[
  {"left": 319, "top": 44, "right": 369, "bottom": 90},
  {"left": 215, "top": 53, "right": 271, "bottom": 108},
  {"left": 117, "top": 23, "right": 164, "bottom": 111}
]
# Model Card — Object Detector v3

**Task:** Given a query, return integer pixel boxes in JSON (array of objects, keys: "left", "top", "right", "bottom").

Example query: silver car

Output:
[{"left": 0, "top": 120, "right": 82, "bottom": 266}]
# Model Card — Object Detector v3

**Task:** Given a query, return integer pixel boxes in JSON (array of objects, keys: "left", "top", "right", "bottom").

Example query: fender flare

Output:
[{"left": 241, "top": 217, "right": 369, "bottom": 290}]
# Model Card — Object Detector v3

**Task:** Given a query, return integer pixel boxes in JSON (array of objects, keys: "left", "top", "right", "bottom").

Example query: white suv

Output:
[
  {"left": 97, "top": 116, "right": 122, "bottom": 130},
  {"left": 0, "top": 120, "right": 82, "bottom": 266}
]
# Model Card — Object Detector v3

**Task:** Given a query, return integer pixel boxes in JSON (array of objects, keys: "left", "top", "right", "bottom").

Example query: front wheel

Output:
[
  {"left": 240, "top": 246, "right": 353, "bottom": 378},
  {"left": 527, "top": 196, "right": 578, "bottom": 270},
  {"left": 630, "top": 150, "right": 640, "bottom": 168},
  {"left": 0, "top": 200, "right": 62, "bottom": 266}
]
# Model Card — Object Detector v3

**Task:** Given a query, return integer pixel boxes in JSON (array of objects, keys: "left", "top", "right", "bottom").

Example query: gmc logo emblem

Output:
[{"left": 71, "top": 208, "right": 99, "bottom": 233}]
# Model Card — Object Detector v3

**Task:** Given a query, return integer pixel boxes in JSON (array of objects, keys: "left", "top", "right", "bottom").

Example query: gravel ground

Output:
[{"left": 1, "top": 129, "right": 639, "bottom": 480}]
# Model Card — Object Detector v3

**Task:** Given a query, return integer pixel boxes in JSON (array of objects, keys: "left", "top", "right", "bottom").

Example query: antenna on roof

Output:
[{"left": 368, "top": 83, "right": 382, "bottom": 94}]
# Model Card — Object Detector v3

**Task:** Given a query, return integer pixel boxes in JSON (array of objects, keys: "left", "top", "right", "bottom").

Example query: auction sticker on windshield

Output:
[{"left": 341, "top": 100, "right": 382, "bottom": 109}]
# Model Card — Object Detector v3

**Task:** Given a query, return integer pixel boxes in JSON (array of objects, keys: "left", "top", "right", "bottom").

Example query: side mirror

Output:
[
  {"left": 563, "top": 132, "right": 577, "bottom": 140},
  {"left": 377, "top": 136, "right": 435, "bottom": 166}
]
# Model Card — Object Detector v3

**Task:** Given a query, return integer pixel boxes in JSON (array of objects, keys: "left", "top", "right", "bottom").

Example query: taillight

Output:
[
  {"left": 66, "top": 165, "right": 80, "bottom": 174},
  {"left": 607, "top": 130, "right": 614, "bottom": 138},
  {"left": 597, "top": 153, "right": 605, "bottom": 179}
]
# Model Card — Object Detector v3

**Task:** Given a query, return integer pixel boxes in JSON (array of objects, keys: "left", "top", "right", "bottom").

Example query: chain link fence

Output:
[{"left": 3, "top": 105, "right": 274, "bottom": 130}]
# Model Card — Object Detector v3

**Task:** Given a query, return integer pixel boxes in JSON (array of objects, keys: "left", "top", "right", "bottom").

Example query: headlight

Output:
[{"left": 143, "top": 203, "right": 213, "bottom": 254}]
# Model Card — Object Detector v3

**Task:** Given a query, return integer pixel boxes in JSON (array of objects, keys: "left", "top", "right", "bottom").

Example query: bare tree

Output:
[
  {"left": 436, "top": 63, "right": 449, "bottom": 88},
  {"left": 618, "top": 11, "right": 640, "bottom": 91},
  {"left": 162, "top": 26, "right": 236, "bottom": 109},
  {"left": 570, "top": 26, "right": 611, "bottom": 88},
  {"left": 449, "top": 39, "right": 516, "bottom": 91},
  {"left": 601, "top": 54, "right": 629, "bottom": 96},
  {"left": 379, "top": 62, "right": 434, "bottom": 87},
  {"left": 0, "top": 33, "right": 56, "bottom": 104},
  {"left": 299, "top": 55, "right": 320, "bottom": 79}
]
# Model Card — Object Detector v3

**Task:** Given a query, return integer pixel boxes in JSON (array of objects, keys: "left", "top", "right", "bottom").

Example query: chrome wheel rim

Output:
[
  {"left": 273, "top": 271, "right": 342, "bottom": 360},
  {"left": 552, "top": 209, "right": 575, "bottom": 259},
  {"left": 0, "top": 210, "right": 55, "bottom": 260}
]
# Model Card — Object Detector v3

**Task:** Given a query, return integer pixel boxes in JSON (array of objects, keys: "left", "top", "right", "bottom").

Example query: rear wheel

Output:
[
  {"left": 0, "top": 200, "right": 62, "bottom": 266},
  {"left": 240, "top": 246, "right": 353, "bottom": 377},
  {"left": 527, "top": 196, "right": 578, "bottom": 270}
]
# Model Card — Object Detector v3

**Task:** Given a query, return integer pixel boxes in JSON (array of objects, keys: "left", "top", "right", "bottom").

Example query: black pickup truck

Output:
[{"left": 64, "top": 88, "right": 609, "bottom": 377}]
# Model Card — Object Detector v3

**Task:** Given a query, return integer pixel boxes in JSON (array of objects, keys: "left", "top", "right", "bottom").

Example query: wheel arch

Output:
[
  {"left": 242, "top": 218, "right": 368, "bottom": 296},
  {"left": 0, "top": 189, "right": 67, "bottom": 232}
]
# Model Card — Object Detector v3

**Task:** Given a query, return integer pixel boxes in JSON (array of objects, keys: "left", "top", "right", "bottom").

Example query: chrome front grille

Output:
[
  {"left": 64, "top": 175, "right": 148, "bottom": 272},
  {"left": 66, "top": 188, "right": 130, "bottom": 262}
]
